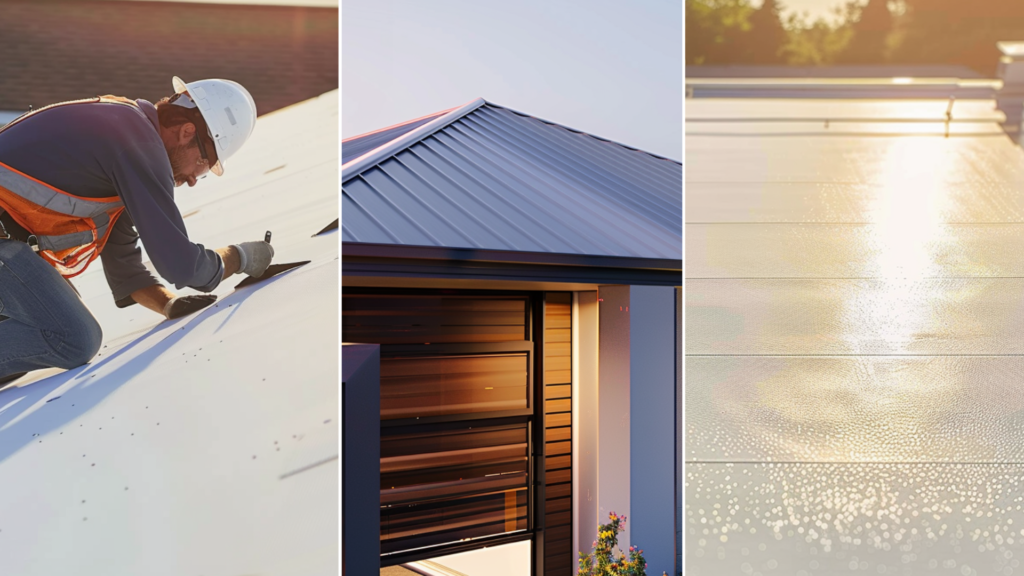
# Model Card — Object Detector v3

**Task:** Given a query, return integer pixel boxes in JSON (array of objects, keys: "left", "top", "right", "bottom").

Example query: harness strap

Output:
[{"left": 34, "top": 212, "right": 111, "bottom": 252}]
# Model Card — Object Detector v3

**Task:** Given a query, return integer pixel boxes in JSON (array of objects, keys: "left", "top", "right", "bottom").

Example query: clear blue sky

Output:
[{"left": 342, "top": 0, "right": 682, "bottom": 161}]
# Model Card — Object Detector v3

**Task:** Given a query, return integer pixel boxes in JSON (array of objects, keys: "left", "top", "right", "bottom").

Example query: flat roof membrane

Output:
[{"left": 687, "top": 96, "right": 1024, "bottom": 575}]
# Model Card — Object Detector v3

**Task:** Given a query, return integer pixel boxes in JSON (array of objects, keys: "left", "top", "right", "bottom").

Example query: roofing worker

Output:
[{"left": 0, "top": 77, "right": 275, "bottom": 384}]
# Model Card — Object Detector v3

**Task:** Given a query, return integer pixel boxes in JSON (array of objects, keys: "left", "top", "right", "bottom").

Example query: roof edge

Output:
[
  {"left": 341, "top": 242, "right": 682, "bottom": 271},
  {"left": 342, "top": 105, "right": 456, "bottom": 143},
  {"left": 484, "top": 101, "right": 683, "bottom": 165},
  {"left": 342, "top": 97, "right": 486, "bottom": 182}
]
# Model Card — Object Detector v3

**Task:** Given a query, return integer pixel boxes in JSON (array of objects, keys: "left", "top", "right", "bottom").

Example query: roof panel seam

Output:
[
  {"left": 420, "top": 134, "right": 581, "bottom": 253},
  {"left": 409, "top": 139, "right": 544, "bottom": 252},
  {"left": 466, "top": 110, "right": 682, "bottom": 233},
  {"left": 342, "top": 97, "right": 486, "bottom": 183},
  {"left": 341, "top": 188, "right": 402, "bottom": 244},
  {"left": 458, "top": 113, "right": 681, "bottom": 249},
  {"left": 487, "top": 102, "right": 682, "bottom": 165},
  {"left": 480, "top": 107, "right": 682, "bottom": 209},
  {"left": 491, "top": 106, "right": 684, "bottom": 191},
  {"left": 393, "top": 148, "right": 520, "bottom": 250},
  {"left": 444, "top": 120, "right": 675, "bottom": 258},
  {"left": 352, "top": 172, "right": 444, "bottom": 246},
  {"left": 376, "top": 158, "right": 482, "bottom": 248},
  {"left": 472, "top": 108, "right": 682, "bottom": 221},
  {"left": 433, "top": 125, "right": 606, "bottom": 256}
]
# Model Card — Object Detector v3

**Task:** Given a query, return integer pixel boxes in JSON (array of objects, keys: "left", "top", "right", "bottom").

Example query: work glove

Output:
[
  {"left": 232, "top": 241, "right": 275, "bottom": 277},
  {"left": 163, "top": 294, "right": 218, "bottom": 320}
]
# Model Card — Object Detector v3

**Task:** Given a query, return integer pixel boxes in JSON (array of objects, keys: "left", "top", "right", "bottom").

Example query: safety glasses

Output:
[
  {"left": 193, "top": 132, "right": 211, "bottom": 179},
  {"left": 171, "top": 92, "right": 218, "bottom": 177}
]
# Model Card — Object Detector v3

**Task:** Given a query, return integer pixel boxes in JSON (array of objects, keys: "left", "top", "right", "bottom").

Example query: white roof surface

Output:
[
  {"left": 687, "top": 96, "right": 1024, "bottom": 575},
  {"left": 0, "top": 91, "right": 339, "bottom": 575}
]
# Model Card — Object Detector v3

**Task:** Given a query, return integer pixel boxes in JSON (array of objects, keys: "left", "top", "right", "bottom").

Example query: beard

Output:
[{"left": 167, "top": 141, "right": 196, "bottom": 187}]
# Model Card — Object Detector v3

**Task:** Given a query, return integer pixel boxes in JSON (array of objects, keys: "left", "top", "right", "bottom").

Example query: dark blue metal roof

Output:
[
  {"left": 342, "top": 99, "right": 682, "bottom": 264},
  {"left": 342, "top": 108, "right": 451, "bottom": 164}
]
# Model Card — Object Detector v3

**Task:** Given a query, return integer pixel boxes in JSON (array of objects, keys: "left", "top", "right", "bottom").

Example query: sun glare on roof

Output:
[
  {"left": 891, "top": 77, "right": 913, "bottom": 84},
  {"left": 846, "top": 138, "right": 957, "bottom": 353},
  {"left": 871, "top": 138, "right": 950, "bottom": 280}
]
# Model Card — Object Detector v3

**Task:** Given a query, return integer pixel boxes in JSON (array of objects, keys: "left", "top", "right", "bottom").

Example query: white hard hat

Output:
[{"left": 172, "top": 76, "right": 256, "bottom": 176}]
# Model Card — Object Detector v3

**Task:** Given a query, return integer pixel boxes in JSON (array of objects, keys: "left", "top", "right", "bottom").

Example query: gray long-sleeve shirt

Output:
[{"left": 0, "top": 98, "right": 223, "bottom": 306}]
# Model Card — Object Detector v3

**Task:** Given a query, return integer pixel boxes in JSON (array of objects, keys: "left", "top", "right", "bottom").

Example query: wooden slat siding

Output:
[
  {"left": 545, "top": 384, "right": 571, "bottom": 400},
  {"left": 547, "top": 413, "right": 571, "bottom": 428},
  {"left": 547, "top": 441, "right": 571, "bottom": 456},
  {"left": 547, "top": 524, "right": 572, "bottom": 542},
  {"left": 545, "top": 427, "right": 571, "bottom": 443},
  {"left": 546, "top": 455, "right": 571, "bottom": 471},
  {"left": 547, "top": 483, "right": 571, "bottom": 499},
  {"left": 343, "top": 294, "right": 528, "bottom": 344},
  {"left": 544, "top": 293, "right": 574, "bottom": 575}
]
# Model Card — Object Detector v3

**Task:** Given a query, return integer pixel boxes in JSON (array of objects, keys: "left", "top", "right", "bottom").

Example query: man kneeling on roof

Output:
[{"left": 0, "top": 77, "right": 276, "bottom": 384}]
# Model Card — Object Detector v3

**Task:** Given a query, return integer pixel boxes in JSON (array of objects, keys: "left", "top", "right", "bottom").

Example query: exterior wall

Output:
[
  {"left": 675, "top": 287, "right": 683, "bottom": 576},
  {"left": 543, "top": 293, "right": 575, "bottom": 575},
  {"left": 595, "top": 285, "right": 679, "bottom": 576},
  {"left": 575, "top": 291, "right": 600, "bottom": 564},
  {"left": 597, "top": 286, "right": 633, "bottom": 547},
  {"left": 629, "top": 286, "right": 677, "bottom": 576}
]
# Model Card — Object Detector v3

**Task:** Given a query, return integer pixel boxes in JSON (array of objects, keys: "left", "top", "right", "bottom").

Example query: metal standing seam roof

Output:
[
  {"left": 341, "top": 98, "right": 682, "bottom": 265},
  {"left": 342, "top": 107, "right": 453, "bottom": 164}
]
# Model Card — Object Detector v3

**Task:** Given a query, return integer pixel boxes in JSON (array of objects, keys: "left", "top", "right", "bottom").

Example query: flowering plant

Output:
[{"left": 577, "top": 511, "right": 648, "bottom": 576}]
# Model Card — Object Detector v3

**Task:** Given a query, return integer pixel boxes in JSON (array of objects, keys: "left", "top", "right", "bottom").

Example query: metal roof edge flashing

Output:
[
  {"left": 341, "top": 242, "right": 682, "bottom": 271},
  {"left": 342, "top": 97, "right": 486, "bottom": 182}
]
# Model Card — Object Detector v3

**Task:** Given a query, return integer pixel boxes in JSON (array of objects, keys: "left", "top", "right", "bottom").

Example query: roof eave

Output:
[{"left": 342, "top": 242, "right": 681, "bottom": 286}]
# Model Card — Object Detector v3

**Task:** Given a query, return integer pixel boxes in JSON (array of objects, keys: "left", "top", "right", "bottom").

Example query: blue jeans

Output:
[{"left": 0, "top": 239, "right": 102, "bottom": 379}]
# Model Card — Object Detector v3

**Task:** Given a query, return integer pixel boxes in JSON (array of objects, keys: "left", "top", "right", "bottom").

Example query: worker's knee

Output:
[{"left": 48, "top": 314, "right": 103, "bottom": 369}]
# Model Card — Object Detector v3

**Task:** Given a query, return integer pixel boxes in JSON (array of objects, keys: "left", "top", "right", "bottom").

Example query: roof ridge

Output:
[
  {"left": 341, "top": 105, "right": 457, "bottom": 143},
  {"left": 342, "top": 97, "right": 486, "bottom": 182},
  {"left": 484, "top": 101, "right": 683, "bottom": 165}
]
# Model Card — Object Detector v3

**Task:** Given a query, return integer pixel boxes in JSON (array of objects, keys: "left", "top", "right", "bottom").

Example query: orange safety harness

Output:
[{"left": 0, "top": 97, "right": 135, "bottom": 278}]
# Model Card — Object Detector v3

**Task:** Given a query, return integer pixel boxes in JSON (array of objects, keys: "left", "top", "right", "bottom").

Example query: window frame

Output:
[{"left": 344, "top": 288, "right": 545, "bottom": 569}]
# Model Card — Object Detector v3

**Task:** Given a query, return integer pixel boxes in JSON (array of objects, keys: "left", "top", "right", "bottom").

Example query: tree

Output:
[
  {"left": 779, "top": 1, "right": 858, "bottom": 65},
  {"left": 837, "top": 0, "right": 893, "bottom": 63},
  {"left": 890, "top": 0, "right": 1024, "bottom": 74},
  {"left": 686, "top": 0, "right": 755, "bottom": 66},
  {"left": 744, "top": 0, "right": 788, "bottom": 64}
]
